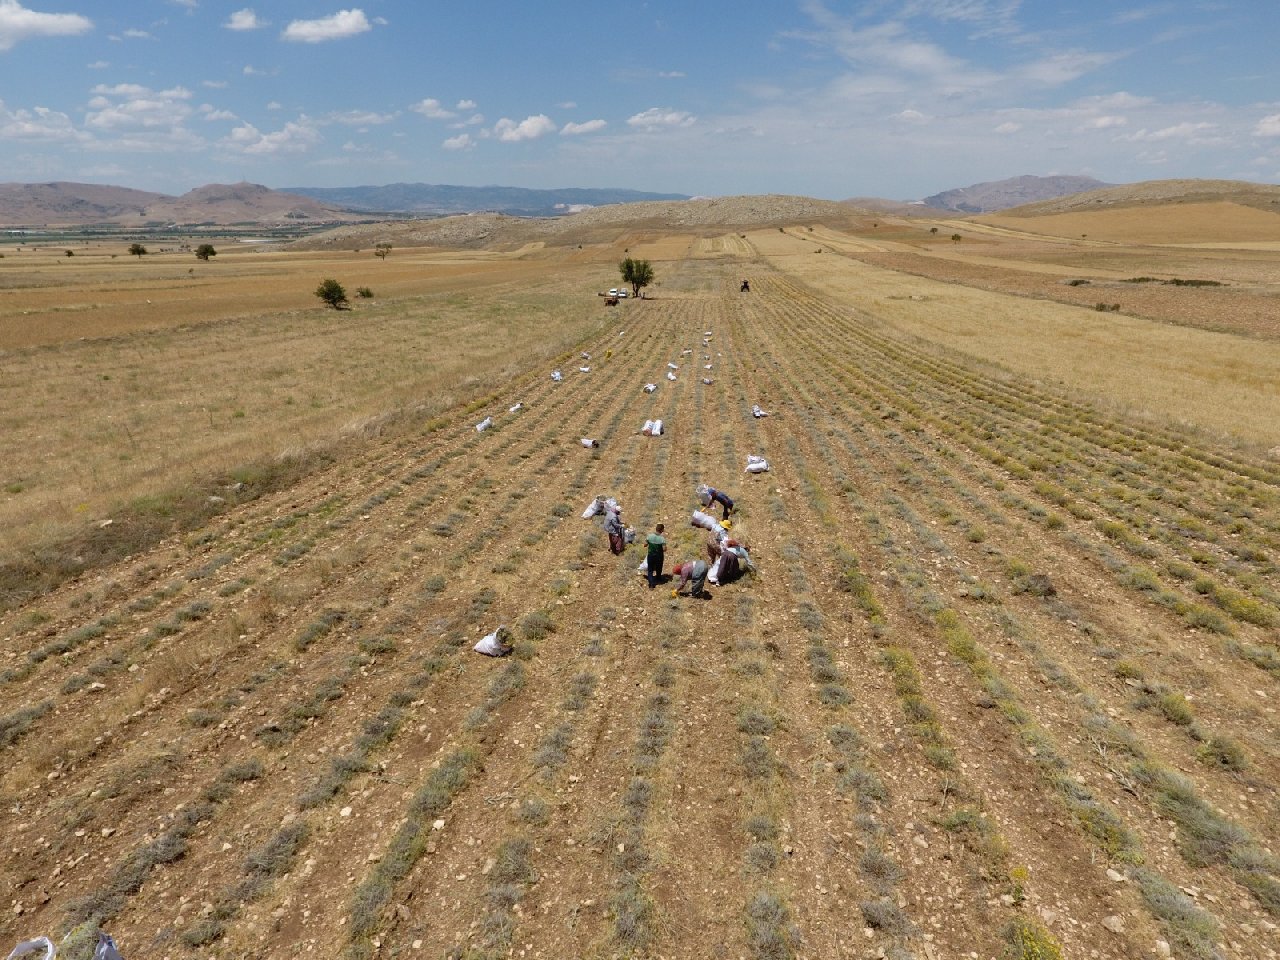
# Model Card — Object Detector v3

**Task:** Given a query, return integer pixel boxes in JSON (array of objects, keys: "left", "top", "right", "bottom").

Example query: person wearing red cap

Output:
[{"left": 672, "top": 559, "right": 709, "bottom": 598}]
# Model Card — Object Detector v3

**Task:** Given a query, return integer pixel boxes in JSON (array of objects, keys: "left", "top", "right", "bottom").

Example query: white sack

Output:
[
  {"left": 579, "top": 366, "right": 591, "bottom": 373},
  {"left": 582, "top": 497, "right": 603, "bottom": 519},
  {"left": 752, "top": 405, "right": 769, "bottom": 418},
  {"left": 704, "top": 364, "right": 713, "bottom": 370},
  {"left": 745, "top": 455, "right": 770, "bottom": 474},
  {"left": 666, "top": 372, "right": 677, "bottom": 381},
  {"left": 667, "top": 362, "right": 679, "bottom": 369},
  {"left": 691, "top": 509, "right": 721, "bottom": 533},
  {"left": 643, "top": 383, "right": 657, "bottom": 393},
  {"left": 701, "top": 378, "right": 714, "bottom": 385},
  {"left": 474, "top": 626, "right": 512, "bottom": 657},
  {"left": 508, "top": 402, "right": 523, "bottom": 413},
  {"left": 551, "top": 370, "right": 563, "bottom": 381},
  {"left": 475, "top": 417, "right": 493, "bottom": 432},
  {"left": 581, "top": 438, "right": 599, "bottom": 448},
  {"left": 581, "top": 352, "right": 591, "bottom": 360},
  {"left": 5, "top": 938, "right": 54, "bottom": 960}
]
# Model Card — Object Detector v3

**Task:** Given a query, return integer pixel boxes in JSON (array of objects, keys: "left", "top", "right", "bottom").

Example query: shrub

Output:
[
  {"left": 314, "top": 278, "right": 348, "bottom": 309},
  {"left": 355, "top": 286, "right": 374, "bottom": 298}
]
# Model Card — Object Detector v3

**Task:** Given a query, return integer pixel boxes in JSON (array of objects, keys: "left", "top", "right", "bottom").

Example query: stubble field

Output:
[{"left": 1, "top": 214, "right": 1278, "bottom": 960}]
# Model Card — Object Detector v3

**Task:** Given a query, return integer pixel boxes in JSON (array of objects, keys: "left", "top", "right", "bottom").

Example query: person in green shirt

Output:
[{"left": 645, "top": 523, "right": 666, "bottom": 589}]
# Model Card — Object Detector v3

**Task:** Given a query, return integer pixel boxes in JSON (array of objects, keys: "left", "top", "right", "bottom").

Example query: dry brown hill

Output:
[
  {"left": 141, "top": 182, "right": 354, "bottom": 225},
  {"left": 290, "top": 194, "right": 868, "bottom": 250},
  {"left": 0, "top": 180, "right": 362, "bottom": 227},
  {"left": 0, "top": 181, "right": 167, "bottom": 226},
  {"left": 969, "top": 179, "right": 1280, "bottom": 245},
  {"left": 998, "top": 178, "right": 1280, "bottom": 217}
]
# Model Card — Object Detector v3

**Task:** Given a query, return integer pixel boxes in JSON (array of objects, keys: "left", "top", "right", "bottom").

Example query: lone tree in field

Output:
[
  {"left": 619, "top": 257, "right": 655, "bottom": 299},
  {"left": 374, "top": 242, "right": 392, "bottom": 260},
  {"left": 194, "top": 244, "right": 217, "bottom": 261},
  {"left": 128, "top": 243, "right": 147, "bottom": 258},
  {"left": 314, "top": 278, "right": 348, "bottom": 310}
]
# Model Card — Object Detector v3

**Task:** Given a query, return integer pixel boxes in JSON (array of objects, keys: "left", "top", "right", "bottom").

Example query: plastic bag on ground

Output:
[
  {"left": 551, "top": 370, "right": 563, "bottom": 382},
  {"left": 475, "top": 417, "right": 493, "bottom": 432},
  {"left": 580, "top": 438, "right": 599, "bottom": 448},
  {"left": 745, "top": 455, "right": 769, "bottom": 474},
  {"left": 666, "top": 372, "right": 677, "bottom": 381},
  {"left": 474, "top": 626, "right": 512, "bottom": 657},
  {"left": 752, "top": 405, "right": 769, "bottom": 418},
  {"left": 643, "top": 383, "right": 657, "bottom": 393},
  {"left": 581, "top": 352, "right": 591, "bottom": 360},
  {"left": 696, "top": 484, "right": 712, "bottom": 506},
  {"left": 641, "top": 419, "right": 664, "bottom": 436},
  {"left": 579, "top": 366, "right": 591, "bottom": 373},
  {"left": 704, "top": 364, "right": 713, "bottom": 370},
  {"left": 681, "top": 349, "right": 692, "bottom": 355},
  {"left": 667, "top": 362, "right": 679, "bottom": 369},
  {"left": 701, "top": 378, "right": 714, "bottom": 385},
  {"left": 508, "top": 402, "right": 523, "bottom": 413},
  {"left": 582, "top": 497, "right": 603, "bottom": 519}
]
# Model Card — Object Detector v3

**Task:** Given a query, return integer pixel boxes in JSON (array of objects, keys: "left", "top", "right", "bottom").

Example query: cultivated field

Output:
[{"left": 1, "top": 209, "right": 1278, "bottom": 960}]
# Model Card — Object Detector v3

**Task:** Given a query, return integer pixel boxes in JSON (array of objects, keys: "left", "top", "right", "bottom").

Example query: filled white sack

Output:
[{"left": 474, "top": 626, "right": 512, "bottom": 657}]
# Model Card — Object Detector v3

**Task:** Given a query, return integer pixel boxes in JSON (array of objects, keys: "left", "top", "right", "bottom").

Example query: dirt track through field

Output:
[{"left": 1, "top": 249, "right": 1278, "bottom": 960}]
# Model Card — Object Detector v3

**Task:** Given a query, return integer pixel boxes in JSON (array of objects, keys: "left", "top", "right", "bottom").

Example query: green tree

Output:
[
  {"left": 194, "top": 244, "right": 217, "bottom": 261},
  {"left": 619, "top": 257, "right": 655, "bottom": 299},
  {"left": 128, "top": 243, "right": 147, "bottom": 258},
  {"left": 951, "top": 233, "right": 962, "bottom": 243},
  {"left": 374, "top": 242, "right": 392, "bottom": 260},
  {"left": 314, "top": 278, "right": 348, "bottom": 309}
]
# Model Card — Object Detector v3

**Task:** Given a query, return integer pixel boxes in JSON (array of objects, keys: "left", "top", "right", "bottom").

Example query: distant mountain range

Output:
[
  {"left": 281, "top": 183, "right": 690, "bottom": 217},
  {"left": 10, "top": 174, "right": 1253, "bottom": 229},
  {"left": 918, "top": 175, "right": 1113, "bottom": 213}
]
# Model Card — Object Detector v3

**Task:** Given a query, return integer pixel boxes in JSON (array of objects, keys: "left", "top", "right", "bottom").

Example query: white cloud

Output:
[
  {"left": 243, "top": 64, "right": 264, "bottom": 75},
  {"left": 659, "top": 70, "right": 685, "bottom": 78},
  {"left": 1253, "top": 114, "right": 1280, "bottom": 138},
  {"left": 456, "top": 99, "right": 475, "bottom": 110},
  {"left": 557, "top": 101, "right": 577, "bottom": 110},
  {"left": 627, "top": 107, "right": 696, "bottom": 129},
  {"left": 452, "top": 113, "right": 484, "bottom": 127},
  {"left": 0, "top": 101, "right": 87, "bottom": 142},
  {"left": 325, "top": 109, "right": 397, "bottom": 126},
  {"left": 122, "top": 28, "right": 151, "bottom": 39},
  {"left": 200, "top": 106, "right": 236, "bottom": 121},
  {"left": 410, "top": 98, "right": 454, "bottom": 120},
  {"left": 1083, "top": 115, "right": 1127, "bottom": 130},
  {"left": 993, "top": 121, "right": 1020, "bottom": 133},
  {"left": 225, "top": 8, "right": 266, "bottom": 31},
  {"left": 561, "top": 119, "right": 606, "bottom": 135},
  {"left": 890, "top": 108, "right": 929, "bottom": 124},
  {"left": 85, "top": 84, "right": 194, "bottom": 133},
  {"left": 1119, "top": 122, "right": 1216, "bottom": 143},
  {"left": 202, "top": 79, "right": 228, "bottom": 89},
  {"left": 87, "top": 58, "right": 107, "bottom": 68},
  {"left": 169, "top": 0, "right": 197, "bottom": 9},
  {"left": 0, "top": 0, "right": 92, "bottom": 51},
  {"left": 265, "top": 100, "right": 282, "bottom": 110},
  {"left": 493, "top": 114, "right": 555, "bottom": 142},
  {"left": 223, "top": 117, "right": 319, "bottom": 155},
  {"left": 442, "top": 132, "right": 473, "bottom": 150},
  {"left": 282, "top": 8, "right": 371, "bottom": 43}
]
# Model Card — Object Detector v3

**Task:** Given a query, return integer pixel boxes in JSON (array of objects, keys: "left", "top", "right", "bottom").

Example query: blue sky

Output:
[{"left": 1, "top": 0, "right": 1277, "bottom": 199}]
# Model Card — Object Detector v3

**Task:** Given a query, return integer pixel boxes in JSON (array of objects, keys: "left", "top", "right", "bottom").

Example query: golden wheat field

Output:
[{"left": 0, "top": 203, "right": 1278, "bottom": 960}]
